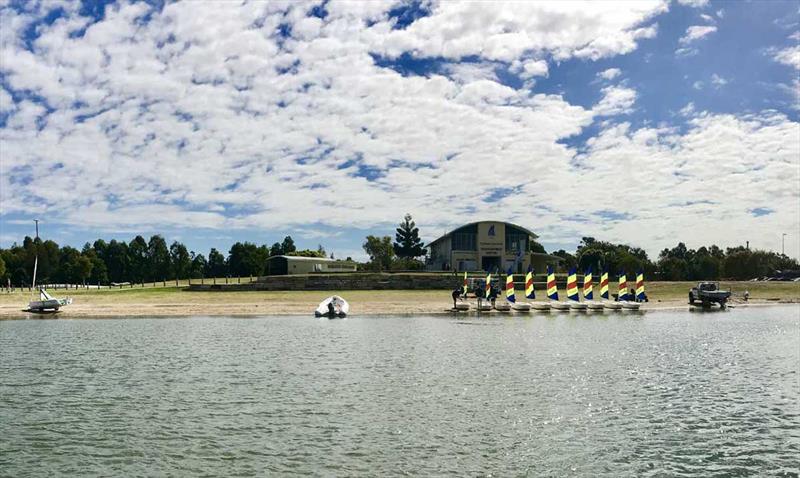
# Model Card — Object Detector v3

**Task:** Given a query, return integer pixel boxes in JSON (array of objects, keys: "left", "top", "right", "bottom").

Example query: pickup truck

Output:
[{"left": 689, "top": 282, "right": 731, "bottom": 308}]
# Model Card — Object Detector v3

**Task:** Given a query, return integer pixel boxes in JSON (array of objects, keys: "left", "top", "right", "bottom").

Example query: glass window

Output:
[{"left": 452, "top": 232, "right": 476, "bottom": 251}]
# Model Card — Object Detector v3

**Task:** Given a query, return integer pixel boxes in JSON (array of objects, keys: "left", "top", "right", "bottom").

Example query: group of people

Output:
[{"left": 452, "top": 282, "right": 499, "bottom": 308}]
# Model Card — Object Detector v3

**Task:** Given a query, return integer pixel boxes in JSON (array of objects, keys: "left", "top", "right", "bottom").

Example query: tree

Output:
[
  {"left": 57, "top": 246, "right": 92, "bottom": 284},
  {"left": 528, "top": 240, "right": 546, "bottom": 253},
  {"left": 104, "top": 240, "right": 129, "bottom": 283},
  {"left": 128, "top": 235, "right": 148, "bottom": 283},
  {"left": 269, "top": 242, "right": 283, "bottom": 257},
  {"left": 190, "top": 252, "right": 207, "bottom": 278},
  {"left": 227, "top": 242, "right": 267, "bottom": 277},
  {"left": 0, "top": 255, "right": 5, "bottom": 280},
  {"left": 170, "top": 241, "right": 191, "bottom": 280},
  {"left": 550, "top": 249, "right": 577, "bottom": 271},
  {"left": 363, "top": 235, "right": 395, "bottom": 271},
  {"left": 207, "top": 248, "right": 227, "bottom": 277},
  {"left": 281, "top": 236, "right": 296, "bottom": 254},
  {"left": 147, "top": 235, "right": 170, "bottom": 281},
  {"left": 393, "top": 213, "right": 425, "bottom": 258}
]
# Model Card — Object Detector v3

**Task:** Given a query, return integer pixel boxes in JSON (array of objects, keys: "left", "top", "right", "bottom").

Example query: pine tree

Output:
[{"left": 393, "top": 213, "right": 425, "bottom": 258}]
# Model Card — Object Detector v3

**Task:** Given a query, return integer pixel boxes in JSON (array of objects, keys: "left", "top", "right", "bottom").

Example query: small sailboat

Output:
[
  {"left": 635, "top": 270, "right": 647, "bottom": 304},
  {"left": 527, "top": 266, "right": 550, "bottom": 311},
  {"left": 547, "top": 266, "right": 570, "bottom": 311},
  {"left": 476, "top": 272, "right": 493, "bottom": 311},
  {"left": 25, "top": 220, "right": 72, "bottom": 314},
  {"left": 601, "top": 268, "right": 622, "bottom": 310},
  {"left": 454, "top": 271, "right": 470, "bottom": 311},
  {"left": 584, "top": 267, "right": 604, "bottom": 310},
  {"left": 315, "top": 295, "right": 349, "bottom": 318},
  {"left": 617, "top": 272, "right": 640, "bottom": 310},
  {"left": 506, "top": 268, "right": 529, "bottom": 311},
  {"left": 567, "top": 268, "right": 587, "bottom": 311},
  {"left": 494, "top": 272, "right": 511, "bottom": 312}
]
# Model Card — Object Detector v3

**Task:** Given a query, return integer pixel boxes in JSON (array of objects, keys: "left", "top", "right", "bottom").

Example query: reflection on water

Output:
[{"left": 1, "top": 306, "right": 798, "bottom": 476}]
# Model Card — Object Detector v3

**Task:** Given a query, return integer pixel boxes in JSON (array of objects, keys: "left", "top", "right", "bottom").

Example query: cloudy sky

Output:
[{"left": 1, "top": 0, "right": 798, "bottom": 260}]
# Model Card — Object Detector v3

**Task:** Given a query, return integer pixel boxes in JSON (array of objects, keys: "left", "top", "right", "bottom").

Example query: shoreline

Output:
[{"left": 1, "top": 297, "right": 797, "bottom": 319}]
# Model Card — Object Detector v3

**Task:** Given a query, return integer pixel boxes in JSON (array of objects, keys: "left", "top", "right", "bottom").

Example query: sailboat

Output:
[
  {"left": 25, "top": 220, "right": 72, "bottom": 313},
  {"left": 547, "top": 265, "right": 570, "bottom": 311},
  {"left": 618, "top": 271, "right": 640, "bottom": 310},
  {"left": 506, "top": 268, "right": 530, "bottom": 311},
  {"left": 635, "top": 270, "right": 647, "bottom": 303},
  {"left": 584, "top": 267, "right": 604, "bottom": 310},
  {"left": 566, "top": 267, "right": 587, "bottom": 310},
  {"left": 476, "top": 271, "right": 492, "bottom": 311},
  {"left": 454, "top": 271, "right": 470, "bottom": 311},
  {"left": 527, "top": 266, "right": 550, "bottom": 311},
  {"left": 601, "top": 268, "right": 622, "bottom": 310},
  {"left": 494, "top": 269, "right": 511, "bottom": 312}
]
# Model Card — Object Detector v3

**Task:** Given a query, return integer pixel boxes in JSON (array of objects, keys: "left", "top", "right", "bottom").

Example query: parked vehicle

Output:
[{"left": 689, "top": 282, "right": 731, "bottom": 308}]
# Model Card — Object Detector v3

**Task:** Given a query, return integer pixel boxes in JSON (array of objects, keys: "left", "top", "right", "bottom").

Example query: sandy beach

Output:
[{"left": 0, "top": 281, "right": 797, "bottom": 318}]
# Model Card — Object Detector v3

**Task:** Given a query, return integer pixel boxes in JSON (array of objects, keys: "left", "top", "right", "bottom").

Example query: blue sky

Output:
[{"left": 1, "top": 0, "right": 798, "bottom": 260}]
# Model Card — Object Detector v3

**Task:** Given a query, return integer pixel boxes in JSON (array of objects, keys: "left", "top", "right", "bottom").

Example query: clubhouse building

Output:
[{"left": 425, "top": 221, "right": 561, "bottom": 273}]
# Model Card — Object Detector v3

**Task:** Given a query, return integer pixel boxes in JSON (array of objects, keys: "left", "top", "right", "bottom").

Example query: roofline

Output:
[
  {"left": 266, "top": 255, "right": 355, "bottom": 263},
  {"left": 425, "top": 221, "right": 539, "bottom": 248}
]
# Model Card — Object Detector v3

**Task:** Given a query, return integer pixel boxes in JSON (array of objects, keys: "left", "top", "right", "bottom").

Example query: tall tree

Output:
[
  {"left": 269, "top": 242, "right": 283, "bottom": 257},
  {"left": 170, "top": 241, "right": 191, "bottom": 280},
  {"left": 393, "top": 213, "right": 425, "bottom": 258},
  {"left": 206, "top": 248, "right": 227, "bottom": 277},
  {"left": 281, "top": 236, "right": 296, "bottom": 254},
  {"left": 147, "top": 235, "right": 170, "bottom": 281},
  {"left": 104, "top": 240, "right": 129, "bottom": 282},
  {"left": 128, "top": 235, "right": 148, "bottom": 283},
  {"left": 189, "top": 252, "right": 207, "bottom": 279},
  {"left": 363, "top": 235, "right": 395, "bottom": 271}
]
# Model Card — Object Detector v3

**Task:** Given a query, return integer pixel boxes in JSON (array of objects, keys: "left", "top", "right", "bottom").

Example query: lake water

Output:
[{"left": 1, "top": 306, "right": 798, "bottom": 477}]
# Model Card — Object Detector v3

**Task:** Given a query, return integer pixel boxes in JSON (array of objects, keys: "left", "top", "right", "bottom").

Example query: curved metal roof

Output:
[{"left": 425, "top": 220, "right": 539, "bottom": 248}]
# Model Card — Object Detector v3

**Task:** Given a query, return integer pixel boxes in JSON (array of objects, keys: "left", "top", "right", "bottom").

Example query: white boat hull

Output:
[
  {"left": 550, "top": 301, "right": 571, "bottom": 311},
  {"left": 315, "top": 296, "right": 349, "bottom": 318},
  {"left": 475, "top": 302, "right": 493, "bottom": 311},
  {"left": 603, "top": 301, "right": 623, "bottom": 310},
  {"left": 568, "top": 301, "right": 588, "bottom": 310},
  {"left": 586, "top": 301, "right": 605, "bottom": 311},
  {"left": 530, "top": 302, "right": 551, "bottom": 311},
  {"left": 511, "top": 302, "right": 531, "bottom": 312},
  {"left": 621, "top": 301, "right": 641, "bottom": 310},
  {"left": 454, "top": 301, "right": 470, "bottom": 311},
  {"left": 494, "top": 302, "right": 511, "bottom": 312}
]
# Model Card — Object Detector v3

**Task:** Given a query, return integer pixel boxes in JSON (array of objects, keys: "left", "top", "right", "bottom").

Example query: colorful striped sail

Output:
[
  {"left": 618, "top": 272, "right": 628, "bottom": 301},
  {"left": 505, "top": 268, "right": 515, "bottom": 303},
  {"left": 485, "top": 272, "right": 492, "bottom": 298},
  {"left": 566, "top": 267, "right": 579, "bottom": 301},
  {"left": 600, "top": 268, "right": 609, "bottom": 300},
  {"left": 583, "top": 267, "right": 593, "bottom": 300},
  {"left": 636, "top": 271, "right": 645, "bottom": 302},
  {"left": 462, "top": 271, "right": 468, "bottom": 295},
  {"left": 546, "top": 265, "right": 558, "bottom": 300},
  {"left": 525, "top": 266, "right": 535, "bottom": 300}
]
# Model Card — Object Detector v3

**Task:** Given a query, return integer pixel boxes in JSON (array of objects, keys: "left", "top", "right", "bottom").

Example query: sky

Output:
[{"left": 0, "top": 0, "right": 798, "bottom": 261}]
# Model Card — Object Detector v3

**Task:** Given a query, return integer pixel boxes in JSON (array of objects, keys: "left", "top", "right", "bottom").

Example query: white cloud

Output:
[
  {"left": 597, "top": 68, "right": 622, "bottom": 80},
  {"left": 679, "top": 25, "right": 717, "bottom": 45},
  {"left": 711, "top": 73, "right": 728, "bottom": 87},
  {"left": 594, "top": 86, "right": 637, "bottom": 116},
  {"left": 677, "top": 0, "right": 709, "bottom": 7},
  {"left": 700, "top": 14, "right": 714, "bottom": 23},
  {"left": 374, "top": 1, "right": 668, "bottom": 62},
  {"left": 512, "top": 59, "right": 549, "bottom": 80},
  {"left": 772, "top": 45, "right": 800, "bottom": 70},
  {"left": 693, "top": 81, "right": 704, "bottom": 90},
  {"left": 0, "top": 1, "right": 798, "bottom": 260},
  {"left": 679, "top": 102, "right": 696, "bottom": 116}
]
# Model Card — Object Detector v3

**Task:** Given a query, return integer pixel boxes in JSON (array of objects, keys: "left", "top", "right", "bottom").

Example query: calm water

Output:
[{"left": 1, "top": 307, "right": 798, "bottom": 477}]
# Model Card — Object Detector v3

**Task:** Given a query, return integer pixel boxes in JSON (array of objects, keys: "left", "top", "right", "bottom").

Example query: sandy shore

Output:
[{"left": 1, "top": 286, "right": 797, "bottom": 319}]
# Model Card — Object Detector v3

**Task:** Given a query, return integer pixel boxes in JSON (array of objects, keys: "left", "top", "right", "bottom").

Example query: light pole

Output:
[{"left": 782, "top": 233, "right": 787, "bottom": 256}]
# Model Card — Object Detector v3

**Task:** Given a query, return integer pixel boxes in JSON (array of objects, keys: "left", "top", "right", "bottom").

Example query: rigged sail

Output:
[
  {"left": 583, "top": 267, "right": 593, "bottom": 300},
  {"left": 462, "top": 271, "right": 468, "bottom": 296},
  {"left": 505, "top": 268, "right": 515, "bottom": 303},
  {"left": 636, "top": 271, "right": 645, "bottom": 302},
  {"left": 566, "top": 268, "right": 579, "bottom": 301},
  {"left": 600, "top": 268, "right": 609, "bottom": 300},
  {"left": 546, "top": 265, "right": 558, "bottom": 301},
  {"left": 618, "top": 272, "right": 629, "bottom": 301},
  {"left": 525, "top": 266, "right": 535, "bottom": 300}
]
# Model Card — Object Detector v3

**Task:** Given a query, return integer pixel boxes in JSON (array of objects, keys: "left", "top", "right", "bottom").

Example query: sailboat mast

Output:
[{"left": 31, "top": 219, "right": 39, "bottom": 291}]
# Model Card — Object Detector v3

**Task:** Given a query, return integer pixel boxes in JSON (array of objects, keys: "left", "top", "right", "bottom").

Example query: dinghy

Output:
[
  {"left": 599, "top": 269, "right": 621, "bottom": 310},
  {"left": 530, "top": 302, "right": 552, "bottom": 311},
  {"left": 547, "top": 265, "right": 571, "bottom": 311},
  {"left": 476, "top": 301, "right": 493, "bottom": 312},
  {"left": 315, "top": 295, "right": 349, "bottom": 318},
  {"left": 505, "top": 267, "right": 530, "bottom": 311},
  {"left": 25, "top": 220, "right": 72, "bottom": 314},
  {"left": 582, "top": 268, "right": 603, "bottom": 310},
  {"left": 616, "top": 272, "right": 640, "bottom": 310},
  {"left": 621, "top": 301, "right": 641, "bottom": 310},
  {"left": 566, "top": 268, "right": 587, "bottom": 311},
  {"left": 453, "top": 301, "right": 470, "bottom": 311},
  {"left": 494, "top": 301, "right": 511, "bottom": 312}
]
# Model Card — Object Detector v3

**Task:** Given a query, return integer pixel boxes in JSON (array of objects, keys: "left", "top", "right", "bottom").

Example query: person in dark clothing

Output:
[
  {"left": 452, "top": 288, "right": 462, "bottom": 309},
  {"left": 327, "top": 300, "right": 336, "bottom": 316},
  {"left": 488, "top": 285, "right": 498, "bottom": 307}
]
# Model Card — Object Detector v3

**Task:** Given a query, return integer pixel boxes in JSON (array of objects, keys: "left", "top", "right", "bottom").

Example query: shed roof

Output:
[{"left": 425, "top": 221, "right": 539, "bottom": 248}]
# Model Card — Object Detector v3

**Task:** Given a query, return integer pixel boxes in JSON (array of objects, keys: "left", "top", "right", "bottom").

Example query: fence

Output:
[{"left": 4, "top": 276, "right": 258, "bottom": 292}]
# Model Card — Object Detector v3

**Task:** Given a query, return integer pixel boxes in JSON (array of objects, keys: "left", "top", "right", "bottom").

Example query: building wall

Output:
[{"left": 266, "top": 257, "right": 357, "bottom": 275}]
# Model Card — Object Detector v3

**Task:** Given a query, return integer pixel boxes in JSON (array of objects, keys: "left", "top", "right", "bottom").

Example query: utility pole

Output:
[
  {"left": 782, "top": 233, "right": 787, "bottom": 256},
  {"left": 34, "top": 219, "right": 39, "bottom": 239}
]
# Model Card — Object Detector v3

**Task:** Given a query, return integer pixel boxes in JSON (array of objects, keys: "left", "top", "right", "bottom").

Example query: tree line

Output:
[
  {"left": 550, "top": 237, "right": 798, "bottom": 281},
  {"left": 0, "top": 234, "right": 332, "bottom": 286}
]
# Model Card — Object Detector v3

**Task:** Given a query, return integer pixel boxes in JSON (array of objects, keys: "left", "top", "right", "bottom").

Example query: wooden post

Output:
[
  {"left": 238, "top": 276, "right": 241, "bottom": 284},
  {"left": 225, "top": 276, "right": 228, "bottom": 284},
  {"left": 213, "top": 277, "right": 216, "bottom": 285}
]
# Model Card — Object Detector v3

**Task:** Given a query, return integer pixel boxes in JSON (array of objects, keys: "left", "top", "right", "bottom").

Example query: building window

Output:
[
  {"left": 452, "top": 232, "right": 476, "bottom": 251},
  {"left": 505, "top": 229, "right": 528, "bottom": 254}
]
